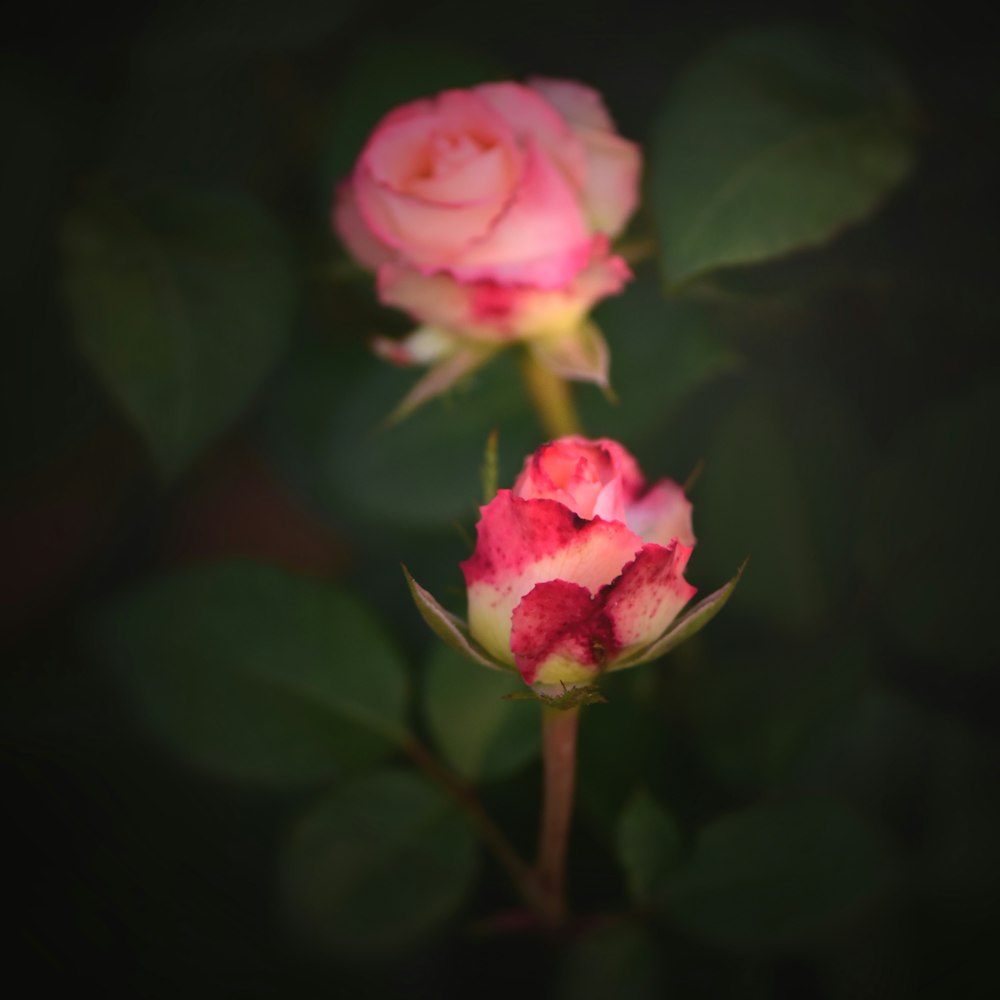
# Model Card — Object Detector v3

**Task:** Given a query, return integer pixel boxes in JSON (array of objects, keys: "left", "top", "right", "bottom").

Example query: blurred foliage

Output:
[{"left": 3, "top": 0, "right": 998, "bottom": 998}]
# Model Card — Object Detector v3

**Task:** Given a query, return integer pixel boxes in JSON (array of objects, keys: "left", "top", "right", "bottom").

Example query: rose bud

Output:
[
  {"left": 333, "top": 80, "right": 641, "bottom": 415},
  {"left": 406, "top": 437, "right": 743, "bottom": 696}
]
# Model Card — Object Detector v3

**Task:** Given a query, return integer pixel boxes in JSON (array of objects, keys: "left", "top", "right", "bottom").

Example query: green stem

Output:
[
  {"left": 520, "top": 350, "right": 583, "bottom": 438},
  {"left": 534, "top": 705, "right": 582, "bottom": 927},
  {"left": 404, "top": 738, "right": 548, "bottom": 918}
]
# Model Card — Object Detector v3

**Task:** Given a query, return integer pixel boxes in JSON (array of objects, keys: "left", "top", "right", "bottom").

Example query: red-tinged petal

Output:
[
  {"left": 510, "top": 580, "right": 616, "bottom": 686},
  {"left": 625, "top": 478, "right": 696, "bottom": 547},
  {"left": 447, "top": 139, "right": 591, "bottom": 288},
  {"left": 528, "top": 78, "right": 616, "bottom": 132},
  {"left": 461, "top": 491, "right": 641, "bottom": 666},
  {"left": 600, "top": 541, "right": 697, "bottom": 652},
  {"left": 332, "top": 180, "right": 394, "bottom": 271}
]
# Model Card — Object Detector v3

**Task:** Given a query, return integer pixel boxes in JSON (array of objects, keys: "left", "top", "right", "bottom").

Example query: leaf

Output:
[
  {"left": 612, "top": 560, "right": 745, "bottom": 670},
  {"left": 422, "top": 645, "right": 540, "bottom": 783},
  {"left": 403, "top": 567, "right": 510, "bottom": 672},
  {"left": 281, "top": 769, "right": 478, "bottom": 955},
  {"left": 616, "top": 790, "right": 684, "bottom": 904},
  {"left": 651, "top": 24, "right": 918, "bottom": 287},
  {"left": 62, "top": 189, "right": 294, "bottom": 478},
  {"left": 552, "top": 921, "right": 663, "bottom": 1000},
  {"left": 93, "top": 561, "right": 408, "bottom": 786},
  {"left": 659, "top": 798, "right": 888, "bottom": 948}
]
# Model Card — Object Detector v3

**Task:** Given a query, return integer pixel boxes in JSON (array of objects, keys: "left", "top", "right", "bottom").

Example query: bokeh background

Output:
[{"left": 4, "top": 1, "right": 998, "bottom": 997}]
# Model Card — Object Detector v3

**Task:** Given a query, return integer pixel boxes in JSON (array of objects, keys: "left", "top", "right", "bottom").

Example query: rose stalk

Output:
[
  {"left": 407, "top": 437, "right": 743, "bottom": 923},
  {"left": 333, "top": 80, "right": 641, "bottom": 433}
]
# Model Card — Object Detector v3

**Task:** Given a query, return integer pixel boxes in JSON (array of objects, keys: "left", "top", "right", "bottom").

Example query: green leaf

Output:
[
  {"left": 651, "top": 25, "right": 917, "bottom": 287},
  {"left": 659, "top": 798, "right": 888, "bottom": 948},
  {"left": 62, "top": 189, "right": 294, "bottom": 477},
  {"left": 612, "top": 561, "right": 745, "bottom": 671},
  {"left": 404, "top": 567, "right": 510, "bottom": 672},
  {"left": 552, "top": 921, "right": 663, "bottom": 1000},
  {"left": 616, "top": 790, "right": 684, "bottom": 904},
  {"left": 281, "top": 769, "right": 478, "bottom": 955},
  {"left": 93, "top": 561, "right": 408, "bottom": 786},
  {"left": 423, "top": 645, "right": 539, "bottom": 783}
]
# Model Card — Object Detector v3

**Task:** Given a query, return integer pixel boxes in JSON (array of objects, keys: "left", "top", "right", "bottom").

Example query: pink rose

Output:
[
  {"left": 461, "top": 437, "right": 697, "bottom": 689},
  {"left": 334, "top": 79, "right": 641, "bottom": 386}
]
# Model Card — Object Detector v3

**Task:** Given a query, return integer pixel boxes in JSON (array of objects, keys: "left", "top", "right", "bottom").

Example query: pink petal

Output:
[
  {"left": 601, "top": 541, "right": 697, "bottom": 651},
  {"left": 510, "top": 580, "right": 614, "bottom": 686},
  {"left": 332, "top": 180, "right": 394, "bottom": 271},
  {"left": 625, "top": 479, "right": 696, "bottom": 547},
  {"left": 528, "top": 78, "right": 615, "bottom": 132},
  {"left": 461, "top": 491, "right": 641, "bottom": 666},
  {"left": 446, "top": 138, "right": 591, "bottom": 288},
  {"left": 576, "top": 127, "right": 642, "bottom": 237},
  {"left": 476, "top": 81, "right": 587, "bottom": 192}
]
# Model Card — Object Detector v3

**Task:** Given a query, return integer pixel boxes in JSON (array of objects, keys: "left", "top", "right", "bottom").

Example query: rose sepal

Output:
[
  {"left": 608, "top": 558, "right": 747, "bottom": 672},
  {"left": 503, "top": 683, "right": 607, "bottom": 709},
  {"left": 403, "top": 566, "right": 514, "bottom": 672}
]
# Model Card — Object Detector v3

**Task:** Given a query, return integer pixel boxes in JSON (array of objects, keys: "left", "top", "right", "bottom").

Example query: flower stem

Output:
[
  {"left": 534, "top": 705, "right": 582, "bottom": 927},
  {"left": 520, "top": 350, "right": 583, "bottom": 438}
]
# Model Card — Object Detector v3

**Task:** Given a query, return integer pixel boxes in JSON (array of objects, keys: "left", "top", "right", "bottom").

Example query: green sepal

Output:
[
  {"left": 611, "top": 559, "right": 747, "bottom": 671},
  {"left": 403, "top": 566, "right": 512, "bottom": 673},
  {"left": 504, "top": 683, "right": 607, "bottom": 709}
]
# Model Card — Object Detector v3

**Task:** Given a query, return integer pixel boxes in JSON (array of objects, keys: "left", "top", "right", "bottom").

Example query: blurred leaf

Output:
[
  {"left": 134, "top": 0, "right": 361, "bottom": 74},
  {"left": 616, "top": 790, "right": 684, "bottom": 904},
  {"left": 696, "top": 390, "right": 828, "bottom": 631},
  {"left": 651, "top": 24, "right": 917, "bottom": 287},
  {"left": 862, "top": 377, "right": 1000, "bottom": 669},
  {"left": 580, "top": 269, "right": 740, "bottom": 443},
  {"left": 423, "top": 645, "right": 540, "bottom": 783},
  {"left": 552, "top": 921, "right": 663, "bottom": 1000},
  {"left": 62, "top": 189, "right": 294, "bottom": 478},
  {"left": 327, "top": 352, "right": 539, "bottom": 529},
  {"left": 281, "top": 769, "right": 478, "bottom": 955},
  {"left": 659, "top": 798, "right": 888, "bottom": 948},
  {"left": 93, "top": 561, "right": 408, "bottom": 786},
  {"left": 679, "top": 639, "right": 870, "bottom": 790}
]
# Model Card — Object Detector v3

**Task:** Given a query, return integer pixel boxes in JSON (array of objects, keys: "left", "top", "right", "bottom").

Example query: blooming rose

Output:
[
  {"left": 334, "top": 79, "right": 641, "bottom": 394},
  {"left": 460, "top": 437, "right": 697, "bottom": 690}
]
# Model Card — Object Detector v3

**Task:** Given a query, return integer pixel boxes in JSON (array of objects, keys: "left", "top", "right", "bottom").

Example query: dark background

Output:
[{"left": 3, "top": 1, "right": 998, "bottom": 997}]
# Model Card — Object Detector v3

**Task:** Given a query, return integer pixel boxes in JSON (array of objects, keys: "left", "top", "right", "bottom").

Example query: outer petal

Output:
[
  {"left": 510, "top": 580, "right": 614, "bottom": 686},
  {"left": 528, "top": 78, "right": 641, "bottom": 237},
  {"left": 447, "top": 138, "right": 591, "bottom": 288},
  {"left": 461, "top": 491, "right": 641, "bottom": 666},
  {"left": 576, "top": 127, "right": 642, "bottom": 237},
  {"left": 528, "top": 78, "right": 616, "bottom": 132},
  {"left": 601, "top": 541, "right": 697, "bottom": 652},
  {"left": 625, "top": 479, "right": 696, "bottom": 547},
  {"left": 333, "top": 180, "right": 394, "bottom": 271}
]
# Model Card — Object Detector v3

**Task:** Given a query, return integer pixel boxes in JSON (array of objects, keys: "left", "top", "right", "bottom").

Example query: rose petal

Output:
[
  {"left": 446, "top": 138, "right": 591, "bottom": 288},
  {"left": 510, "top": 580, "right": 614, "bottom": 686},
  {"left": 461, "top": 491, "right": 641, "bottom": 666},
  {"left": 528, "top": 78, "right": 616, "bottom": 132},
  {"left": 576, "top": 127, "right": 642, "bottom": 237},
  {"left": 333, "top": 180, "right": 394, "bottom": 271},
  {"left": 476, "top": 81, "right": 587, "bottom": 192},
  {"left": 625, "top": 479, "right": 696, "bottom": 547},
  {"left": 601, "top": 541, "right": 696, "bottom": 651}
]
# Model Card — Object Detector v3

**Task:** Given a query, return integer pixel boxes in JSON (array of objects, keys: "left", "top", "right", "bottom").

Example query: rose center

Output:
[{"left": 421, "top": 131, "right": 485, "bottom": 178}]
